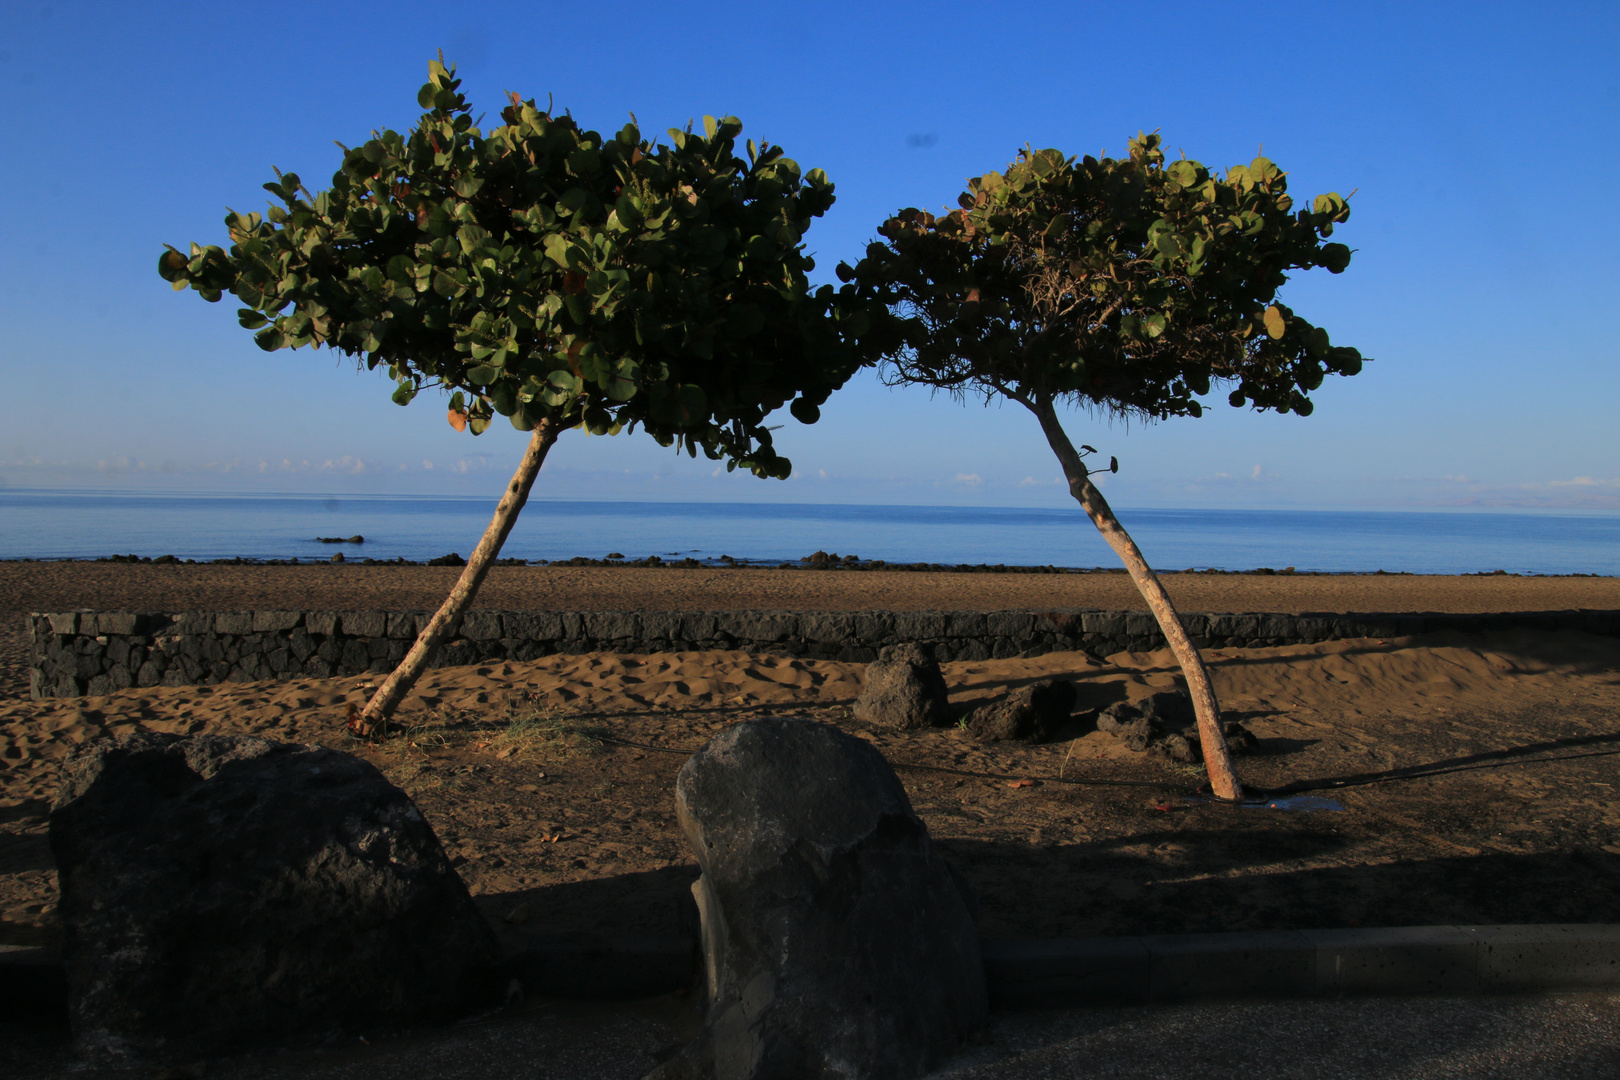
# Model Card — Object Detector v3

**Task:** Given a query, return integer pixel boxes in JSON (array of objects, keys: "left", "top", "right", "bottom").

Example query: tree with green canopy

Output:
[
  {"left": 162, "top": 59, "right": 869, "bottom": 734},
  {"left": 845, "top": 133, "right": 1366, "bottom": 800}
]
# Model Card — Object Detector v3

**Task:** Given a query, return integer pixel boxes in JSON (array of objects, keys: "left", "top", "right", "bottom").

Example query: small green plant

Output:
[{"left": 493, "top": 704, "right": 605, "bottom": 759}]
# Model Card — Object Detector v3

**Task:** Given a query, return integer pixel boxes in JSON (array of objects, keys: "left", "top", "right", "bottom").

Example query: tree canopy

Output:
[
  {"left": 844, "top": 132, "right": 1368, "bottom": 801},
  {"left": 843, "top": 132, "right": 1365, "bottom": 418},
  {"left": 160, "top": 58, "right": 878, "bottom": 731},
  {"left": 160, "top": 59, "right": 868, "bottom": 479}
]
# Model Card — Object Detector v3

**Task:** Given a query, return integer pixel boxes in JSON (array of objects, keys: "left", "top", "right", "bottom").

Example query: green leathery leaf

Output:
[
  {"left": 604, "top": 359, "right": 640, "bottom": 401},
  {"left": 543, "top": 234, "right": 574, "bottom": 268},
  {"left": 491, "top": 382, "right": 518, "bottom": 416},
  {"left": 1166, "top": 160, "right": 1200, "bottom": 187}
]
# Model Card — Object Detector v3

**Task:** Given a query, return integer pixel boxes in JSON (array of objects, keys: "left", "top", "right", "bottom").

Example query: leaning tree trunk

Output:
[
  {"left": 1032, "top": 400, "right": 1244, "bottom": 801},
  {"left": 354, "top": 417, "right": 562, "bottom": 735}
]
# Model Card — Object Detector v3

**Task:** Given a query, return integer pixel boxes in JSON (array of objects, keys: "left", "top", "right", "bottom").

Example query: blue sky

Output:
[{"left": 1, "top": 1, "right": 1616, "bottom": 512}]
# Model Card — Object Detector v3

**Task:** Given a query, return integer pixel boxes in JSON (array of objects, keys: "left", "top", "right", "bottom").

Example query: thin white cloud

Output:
[
  {"left": 1550, "top": 476, "right": 1619, "bottom": 488},
  {"left": 952, "top": 472, "right": 984, "bottom": 487}
]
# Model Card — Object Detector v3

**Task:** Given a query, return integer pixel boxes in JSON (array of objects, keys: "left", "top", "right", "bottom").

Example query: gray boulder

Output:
[
  {"left": 853, "top": 642, "right": 952, "bottom": 730},
  {"left": 650, "top": 717, "right": 985, "bottom": 1080},
  {"left": 49, "top": 732, "right": 500, "bottom": 1065},
  {"left": 965, "top": 679, "right": 1077, "bottom": 743}
]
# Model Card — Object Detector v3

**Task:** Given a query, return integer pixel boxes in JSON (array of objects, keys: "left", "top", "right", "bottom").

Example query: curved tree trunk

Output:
[
  {"left": 354, "top": 418, "right": 562, "bottom": 735},
  {"left": 1031, "top": 400, "right": 1244, "bottom": 801}
]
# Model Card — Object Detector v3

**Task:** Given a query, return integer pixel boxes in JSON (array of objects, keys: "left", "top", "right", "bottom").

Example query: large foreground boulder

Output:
[
  {"left": 650, "top": 718, "right": 986, "bottom": 1080},
  {"left": 965, "top": 678, "right": 1077, "bottom": 743},
  {"left": 49, "top": 732, "right": 500, "bottom": 1065},
  {"left": 853, "top": 642, "right": 952, "bottom": 730}
]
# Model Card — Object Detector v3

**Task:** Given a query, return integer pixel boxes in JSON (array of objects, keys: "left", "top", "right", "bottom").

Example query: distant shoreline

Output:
[
  {"left": 0, "top": 553, "right": 1614, "bottom": 579},
  {"left": 6, "top": 562, "right": 1620, "bottom": 619}
]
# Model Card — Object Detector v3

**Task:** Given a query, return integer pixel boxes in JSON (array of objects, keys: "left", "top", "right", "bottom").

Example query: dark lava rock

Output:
[
  {"left": 428, "top": 551, "right": 467, "bottom": 567},
  {"left": 1137, "top": 690, "right": 1198, "bottom": 728},
  {"left": 650, "top": 718, "right": 986, "bottom": 1080},
  {"left": 1097, "top": 690, "right": 1194, "bottom": 750},
  {"left": 49, "top": 733, "right": 500, "bottom": 1065},
  {"left": 1218, "top": 720, "right": 1260, "bottom": 754},
  {"left": 1098, "top": 691, "right": 1257, "bottom": 760},
  {"left": 965, "top": 679, "right": 1078, "bottom": 743},
  {"left": 853, "top": 642, "right": 952, "bottom": 730}
]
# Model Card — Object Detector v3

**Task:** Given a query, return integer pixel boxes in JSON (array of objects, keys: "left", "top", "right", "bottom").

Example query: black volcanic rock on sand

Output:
[{"left": 49, "top": 732, "right": 500, "bottom": 1065}]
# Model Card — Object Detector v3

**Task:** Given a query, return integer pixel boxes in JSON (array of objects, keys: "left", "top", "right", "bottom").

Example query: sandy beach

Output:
[
  {"left": 5, "top": 561, "right": 1620, "bottom": 938},
  {"left": 6, "top": 561, "right": 1619, "bottom": 619},
  {"left": 4, "top": 563, "right": 1619, "bottom": 1076}
]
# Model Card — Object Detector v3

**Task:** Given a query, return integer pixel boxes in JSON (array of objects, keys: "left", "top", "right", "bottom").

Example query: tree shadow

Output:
[
  {"left": 0, "top": 800, "right": 50, "bottom": 827},
  {"left": 0, "top": 831, "right": 54, "bottom": 875},
  {"left": 1270, "top": 729, "right": 1620, "bottom": 796},
  {"left": 466, "top": 831, "right": 1620, "bottom": 946},
  {"left": 949, "top": 841, "right": 1620, "bottom": 939},
  {"left": 477, "top": 863, "right": 702, "bottom": 942}
]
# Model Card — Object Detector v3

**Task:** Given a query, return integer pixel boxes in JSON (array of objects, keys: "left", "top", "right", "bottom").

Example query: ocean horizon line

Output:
[
  {"left": 4, "top": 486, "right": 1620, "bottom": 521},
  {"left": 5, "top": 488, "right": 1620, "bottom": 575}
]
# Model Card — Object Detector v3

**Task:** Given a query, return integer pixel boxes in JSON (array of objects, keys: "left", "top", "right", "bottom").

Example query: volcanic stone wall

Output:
[{"left": 27, "top": 607, "right": 1620, "bottom": 700}]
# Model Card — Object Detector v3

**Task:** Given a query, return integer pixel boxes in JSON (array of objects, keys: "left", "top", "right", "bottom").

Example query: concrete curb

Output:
[
  {"left": 981, "top": 924, "right": 1620, "bottom": 1007},
  {"left": 8, "top": 925, "right": 1618, "bottom": 1018}
]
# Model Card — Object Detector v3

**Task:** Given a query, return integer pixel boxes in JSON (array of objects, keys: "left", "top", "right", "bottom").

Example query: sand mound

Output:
[{"left": 5, "top": 628, "right": 1619, "bottom": 948}]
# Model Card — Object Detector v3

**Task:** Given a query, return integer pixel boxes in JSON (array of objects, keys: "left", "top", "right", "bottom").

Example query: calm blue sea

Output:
[{"left": 2, "top": 489, "right": 1617, "bottom": 575}]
